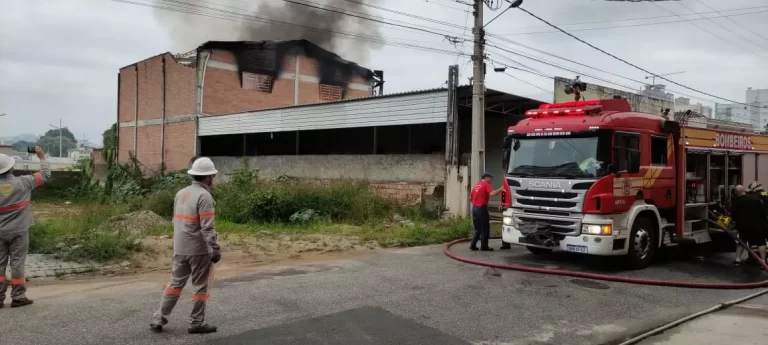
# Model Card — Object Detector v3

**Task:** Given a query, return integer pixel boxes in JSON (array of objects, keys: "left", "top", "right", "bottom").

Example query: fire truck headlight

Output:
[
  {"left": 503, "top": 216, "right": 514, "bottom": 226},
  {"left": 582, "top": 224, "right": 612, "bottom": 236}
]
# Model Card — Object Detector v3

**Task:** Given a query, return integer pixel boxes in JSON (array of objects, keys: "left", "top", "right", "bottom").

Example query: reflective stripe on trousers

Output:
[
  {"left": 0, "top": 231, "right": 29, "bottom": 301},
  {"left": 152, "top": 254, "right": 213, "bottom": 327}
]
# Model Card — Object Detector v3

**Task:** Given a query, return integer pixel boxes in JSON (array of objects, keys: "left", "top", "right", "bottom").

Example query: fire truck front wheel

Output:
[{"left": 625, "top": 217, "right": 656, "bottom": 270}]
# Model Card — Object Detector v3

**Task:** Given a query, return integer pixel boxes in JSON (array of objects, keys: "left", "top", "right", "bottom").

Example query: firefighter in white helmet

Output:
[
  {"left": 0, "top": 147, "right": 49, "bottom": 308},
  {"left": 150, "top": 157, "right": 221, "bottom": 334}
]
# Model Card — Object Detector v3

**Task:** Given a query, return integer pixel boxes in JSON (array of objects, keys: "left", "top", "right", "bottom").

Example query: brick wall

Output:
[
  {"left": 117, "top": 53, "right": 196, "bottom": 172},
  {"left": 118, "top": 126, "right": 133, "bottom": 163},
  {"left": 203, "top": 50, "right": 373, "bottom": 116},
  {"left": 203, "top": 50, "right": 297, "bottom": 115},
  {"left": 163, "top": 121, "right": 195, "bottom": 171},
  {"left": 118, "top": 45, "right": 375, "bottom": 173},
  {"left": 91, "top": 150, "right": 105, "bottom": 165}
]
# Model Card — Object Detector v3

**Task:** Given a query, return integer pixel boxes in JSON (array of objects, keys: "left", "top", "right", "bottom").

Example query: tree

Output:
[
  {"left": 102, "top": 123, "right": 118, "bottom": 199},
  {"left": 43, "top": 127, "right": 76, "bottom": 142},
  {"left": 37, "top": 135, "right": 77, "bottom": 158},
  {"left": 102, "top": 123, "right": 117, "bottom": 166}
]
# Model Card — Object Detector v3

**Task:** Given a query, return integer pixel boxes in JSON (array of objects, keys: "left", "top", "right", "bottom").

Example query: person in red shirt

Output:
[{"left": 470, "top": 172, "right": 504, "bottom": 251}]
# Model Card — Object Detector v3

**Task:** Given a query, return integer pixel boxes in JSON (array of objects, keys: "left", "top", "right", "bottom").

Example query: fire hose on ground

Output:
[
  {"left": 445, "top": 219, "right": 768, "bottom": 288},
  {"left": 444, "top": 217, "right": 768, "bottom": 344}
]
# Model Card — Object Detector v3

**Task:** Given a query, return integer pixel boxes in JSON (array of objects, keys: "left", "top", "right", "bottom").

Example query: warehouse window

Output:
[
  {"left": 319, "top": 84, "right": 342, "bottom": 101},
  {"left": 242, "top": 72, "right": 272, "bottom": 93}
]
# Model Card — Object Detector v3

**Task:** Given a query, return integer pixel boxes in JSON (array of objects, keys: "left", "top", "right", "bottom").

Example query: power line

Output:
[
  {"left": 113, "top": 0, "right": 467, "bottom": 57},
  {"left": 344, "top": 0, "right": 467, "bottom": 30},
  {"left": 283, "top": 0, "right": 469, "bottom": 41},
  {"left": 484, "top": 2, "right": 514, "bottom": 28},
  {"left": 514, "top": 6, "right": 764, "bottom": 110},
  {"left": 652, "top": 2, "right": 768, "bottom": 60},
  {"left": 501, "top": 72, "right": 553, "bottom": 95},
  {"left": 486, "top": 43, "right": 766, "bottom": 126},
  {"left": 423, "top": 0, "right": 470, "bottom": 13},
  {"left": 497, "top": 8, "right": 768, "bottom": 36},
  {"left": 695, "top": 0, "right": 768, "bottom": 45},
  {"left": 487, "top": 34, "right": 743, "bottom": 113},
  {"left": 675, "top": 1, "right": 768, "bottom": 52},
  {"left": 496, "top": 5, "right": 768, "bottom": 34}
]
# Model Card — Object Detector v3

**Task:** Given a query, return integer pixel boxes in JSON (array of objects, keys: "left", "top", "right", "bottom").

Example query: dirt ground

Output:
[{"left": 124, "top": 234, "right": 380, "bottom": 276}]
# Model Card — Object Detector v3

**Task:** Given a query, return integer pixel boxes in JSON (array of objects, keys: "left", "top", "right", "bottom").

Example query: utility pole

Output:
[
  {"left": 471, "top": 0, "right": 486, "bottom": 186},
  {"left": 49, "top": 119, "right": 64, "bottom": 158}
]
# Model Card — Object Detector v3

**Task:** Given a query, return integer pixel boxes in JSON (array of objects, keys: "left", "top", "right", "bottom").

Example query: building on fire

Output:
[{"left": 116, "top": 41, "right": 542, "bottom": 216}]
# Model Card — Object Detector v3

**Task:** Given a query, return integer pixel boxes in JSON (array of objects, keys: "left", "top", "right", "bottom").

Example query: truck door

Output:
[{"left": 613, "top": 132, "right": 642, "bottom": 213}]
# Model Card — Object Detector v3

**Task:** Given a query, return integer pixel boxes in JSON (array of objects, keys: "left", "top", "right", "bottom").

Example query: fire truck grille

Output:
[
  {"left": 516, "top": 198, "right": 578, "bottom": 209},
  {"left": 513, "top": 189, "right": 580, "bottom": 209},
  {"left": 516, "top": 190, "right": 578, "bottom": 199}
]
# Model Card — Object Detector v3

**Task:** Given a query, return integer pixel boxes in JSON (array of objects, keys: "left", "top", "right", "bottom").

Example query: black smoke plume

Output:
[{"left": 153, "top": 0, "right": 384, "bottom": 64}]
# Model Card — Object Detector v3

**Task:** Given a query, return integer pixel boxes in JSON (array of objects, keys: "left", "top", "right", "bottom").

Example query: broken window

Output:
[
  {"left": 319, "top": 84, "right": 342, "bottom": 101},
  {"left": 242, "top": 72, "right": 272, "bottom": 93}
]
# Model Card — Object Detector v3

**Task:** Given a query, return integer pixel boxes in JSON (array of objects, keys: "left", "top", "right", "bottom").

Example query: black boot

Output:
[
  {"left": 150, "top": 317, "right": 168, "bottom": 333},
  {"left": 11, "top": 298, "right": 33, "bottom": 308},
  {"left": 500, "top": 242, "right": 512, "bottom": 250},
  {"left": 188, "top": 324, "right": 218, "bottom": 334},
  {"left": 480, "top": 247, "right": 494, "bottom": 252}
]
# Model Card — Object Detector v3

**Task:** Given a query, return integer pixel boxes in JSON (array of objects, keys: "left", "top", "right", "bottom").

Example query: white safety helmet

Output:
[
  {"left": 748, "top": 181, "right": 764, "bottom": 193},
  {"left": 0, "top": 154, "right": 14, "bottom": 175},
  {"left": 188, "top": 157, "right": 218, "bottom": 176}
]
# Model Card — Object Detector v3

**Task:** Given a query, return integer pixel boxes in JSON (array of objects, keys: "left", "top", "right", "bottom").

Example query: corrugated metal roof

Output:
[
  {"left": 199, "top": 89, "right": 449, "bottom": 136},
  {"left": 202, "top": 86, "right": 453, "bottom": 118}
]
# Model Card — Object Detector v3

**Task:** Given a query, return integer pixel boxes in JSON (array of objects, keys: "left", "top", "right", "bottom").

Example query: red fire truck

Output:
[{"left": 500, "top": 98, "right": 768, "bottom": 268}]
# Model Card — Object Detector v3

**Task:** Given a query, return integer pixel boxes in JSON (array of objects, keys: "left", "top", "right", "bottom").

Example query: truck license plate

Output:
[{"left": 566, "top": 245, "right": 588, "bottom": 253}]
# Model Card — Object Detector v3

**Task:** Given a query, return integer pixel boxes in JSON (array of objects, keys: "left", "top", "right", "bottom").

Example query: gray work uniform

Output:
[
  {"left": 152, "top": 181, "right": 220, "bottom": 327},
  {"left": 0, "top": 161, "right": 50, "bottom": 302}
]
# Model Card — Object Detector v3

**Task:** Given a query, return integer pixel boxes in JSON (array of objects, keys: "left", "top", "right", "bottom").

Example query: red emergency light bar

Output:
[
  {"left": 524, "top": 99, "right": 631, "bottom": 117},
  {"left": 525, "top": 104, "right": 602, "bottom": 117}
]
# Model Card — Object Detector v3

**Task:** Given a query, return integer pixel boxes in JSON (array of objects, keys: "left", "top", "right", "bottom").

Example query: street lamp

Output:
[{"left": 49, "top": 119, "right": 64, "bottom": 158}]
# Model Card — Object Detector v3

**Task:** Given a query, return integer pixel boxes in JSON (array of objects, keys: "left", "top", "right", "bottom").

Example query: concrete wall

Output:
[
  {"left": 211, "top": 154, "right": 445, "bottom": 207},
  {"left": 211, "top": 154, "right": 445, "bottom": 183},
  {"left": 444, "top": 165, "right": 469, "bottom": 217},
  {"left": 554, "top": 77, "right": 673, "bottom": 116}
]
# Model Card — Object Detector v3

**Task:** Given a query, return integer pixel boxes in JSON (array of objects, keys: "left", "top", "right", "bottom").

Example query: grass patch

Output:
[
  {"left": 28, "top": 163, "right": 467, "bottom": 263},
  {"left": 29, "top": 204, "right": 143, "bottom": 263}
]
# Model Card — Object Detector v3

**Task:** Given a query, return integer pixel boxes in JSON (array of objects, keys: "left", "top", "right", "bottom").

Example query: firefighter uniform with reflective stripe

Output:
[
  {"left": 0, "top": 160, "right": 50, "bottom": 305},
  {"left": 152, "top": 181, "right": 220, "bottom": 328}
]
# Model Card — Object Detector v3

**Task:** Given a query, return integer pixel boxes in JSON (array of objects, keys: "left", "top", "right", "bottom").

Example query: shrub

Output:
[{"left": 29, "top": 204, "right": 141, "bottom": 263}]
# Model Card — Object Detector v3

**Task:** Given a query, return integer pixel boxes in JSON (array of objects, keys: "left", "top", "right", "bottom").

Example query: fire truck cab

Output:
[{"left": 500, "top": 98, "right": 765, "bottom": 269}]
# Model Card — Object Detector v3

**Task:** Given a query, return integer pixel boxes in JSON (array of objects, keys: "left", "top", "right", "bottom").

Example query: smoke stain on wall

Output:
[{"left": 153, "top": 0, "right": 384, "bottom": 64}]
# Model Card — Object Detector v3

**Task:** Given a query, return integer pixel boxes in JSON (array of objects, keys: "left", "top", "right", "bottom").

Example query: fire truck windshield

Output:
[{"left": 507, "top": 134, "right": 611, "bottom": 179}]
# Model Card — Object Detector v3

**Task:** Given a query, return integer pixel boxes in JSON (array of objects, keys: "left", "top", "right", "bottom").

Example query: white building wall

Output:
[
  {"left": 675, "top": 103, "right": 713, "bottom": 118},
  {"left": 715, "top": 103, "right": 750, "bottom": 125}
]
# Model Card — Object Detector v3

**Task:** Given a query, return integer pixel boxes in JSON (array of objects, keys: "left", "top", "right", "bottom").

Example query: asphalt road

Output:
[{"left": 1, "top": 240, "right": 765, "bottom": 345}]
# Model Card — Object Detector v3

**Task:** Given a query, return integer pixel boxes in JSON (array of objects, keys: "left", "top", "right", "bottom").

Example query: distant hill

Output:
[{"left": 0, "top": 133, "right": 39, "bottom": 146}]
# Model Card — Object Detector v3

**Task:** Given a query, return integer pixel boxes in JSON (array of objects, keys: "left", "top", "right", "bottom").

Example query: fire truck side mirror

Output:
[{"left": 502, "top": 136, "right": 513, "bottom": 171}]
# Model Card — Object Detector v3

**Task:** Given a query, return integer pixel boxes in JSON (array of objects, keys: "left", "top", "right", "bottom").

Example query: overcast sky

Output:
[{"left": 1, "top": 0, "right": 767, "bottom": 144}]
